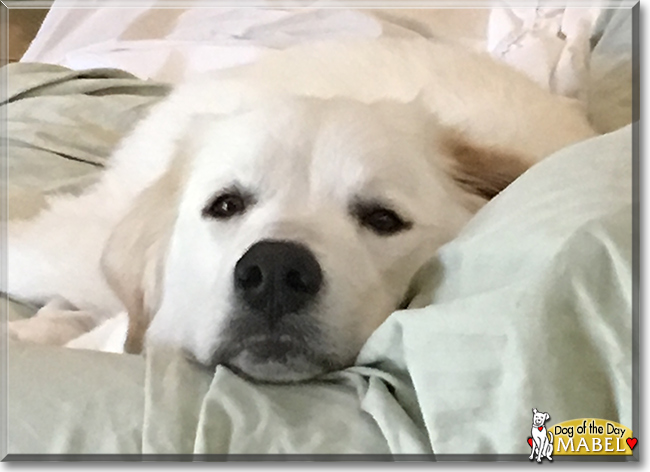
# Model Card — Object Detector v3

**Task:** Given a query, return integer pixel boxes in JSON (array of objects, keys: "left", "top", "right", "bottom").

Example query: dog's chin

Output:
[
  {"left": 225, "top": 351, "right": 325, "bottom": 384},
  {"left": 213, "top": 336, "right": 337, "bottom": 384}
]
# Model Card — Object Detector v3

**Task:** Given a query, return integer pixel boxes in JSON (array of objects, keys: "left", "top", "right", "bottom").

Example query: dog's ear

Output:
[
  {"left": 101, "top": 160, "right": 186, "bottom": 355},
  {"left": 533, "top": 408, "right": 538, "bottom": 415},
  {"left": 545, "top": 413, "right": 550, "bottom": 421},
  {"left": 440, "top": 130, "right": 532, "bottom": 204}
]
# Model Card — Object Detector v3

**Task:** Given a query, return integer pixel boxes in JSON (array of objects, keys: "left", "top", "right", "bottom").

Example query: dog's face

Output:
[
  {"left": 532, "top": 409, "right": 550, "bottom": 428},
  {"left": 106, "top": 96, "right": 523, "bottom": 383}
]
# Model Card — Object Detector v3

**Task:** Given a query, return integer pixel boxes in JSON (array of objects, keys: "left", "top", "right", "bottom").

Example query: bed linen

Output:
[{"left": 5, "top": 75, "right": 634, "bottom": 458}]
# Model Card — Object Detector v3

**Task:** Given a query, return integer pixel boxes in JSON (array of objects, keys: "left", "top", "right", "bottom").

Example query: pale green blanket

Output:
[{"left": 6, "top": 121, "right": 634, "bottom": 456}]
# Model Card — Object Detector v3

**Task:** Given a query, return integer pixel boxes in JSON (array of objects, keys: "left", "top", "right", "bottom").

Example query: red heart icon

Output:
[
  {"left": 538, "top": 426, "right": 544, "bottom": 431},
  {"left": 626, "top": 438, "right": 637, "bottom": 450},
  {"left": 527, "top": 438, "right": 533, "bottom": 447}
]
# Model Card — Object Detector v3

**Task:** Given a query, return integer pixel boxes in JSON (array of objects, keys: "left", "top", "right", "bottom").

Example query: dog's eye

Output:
[
  {"left": 354, "top": 203, "right": 412, "bottom": 236},
  {"left": 203, "top": 193, "right": 248, "bottom": 219}
]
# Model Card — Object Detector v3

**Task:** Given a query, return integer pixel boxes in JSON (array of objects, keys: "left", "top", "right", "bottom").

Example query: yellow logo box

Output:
[{"left": 549, "top": 418, "right": 635, "bottom": 455}]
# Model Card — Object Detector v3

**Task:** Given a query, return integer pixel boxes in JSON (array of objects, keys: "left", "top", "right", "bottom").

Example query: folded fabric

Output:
[
  {"left": 487, "top": 4, "right": 601, "bottom": 102},
  {"left": 7, "top": 112, "right": 633, "bottom": 454}
]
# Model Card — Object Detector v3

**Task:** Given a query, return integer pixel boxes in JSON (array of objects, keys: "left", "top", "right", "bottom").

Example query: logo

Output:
[
  {"left": 528, "top": 408, "right": 554, "bottom": 462},
  {"left": 527, "top": 409, "right": 637, "bottom": 460}
]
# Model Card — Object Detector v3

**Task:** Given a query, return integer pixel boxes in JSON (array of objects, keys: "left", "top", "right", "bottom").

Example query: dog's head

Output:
[
  {"left": 102, "top": 96, "right": 527, "bottom": 382},
  {"left": 532, "top": 408, "right": 551, "bottom": 427}
]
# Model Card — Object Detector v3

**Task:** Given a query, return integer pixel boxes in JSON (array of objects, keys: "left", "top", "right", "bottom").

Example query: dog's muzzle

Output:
[{"left": 215, "top": 240, "right": 330, "bottom": 382}]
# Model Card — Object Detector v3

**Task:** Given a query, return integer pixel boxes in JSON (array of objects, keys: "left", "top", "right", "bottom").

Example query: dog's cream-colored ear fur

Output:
[
  {"left": 440, "top": 130, "right": 532, "bottom": 204},
  {"left": 101, "top": 157, "right": 187, "bottom": 354}
]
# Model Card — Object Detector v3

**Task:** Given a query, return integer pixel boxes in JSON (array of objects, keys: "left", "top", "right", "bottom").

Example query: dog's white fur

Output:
[
  {"left": 530, "top": 408, "right": 554, "bottom": 462},
  {"left": 7, "top": 38, "right": 595, "bottom": 382}
]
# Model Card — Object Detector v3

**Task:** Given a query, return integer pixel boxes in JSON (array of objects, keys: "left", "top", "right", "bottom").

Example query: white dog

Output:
[
  {"left": 530, "top": 408, "right": 554, "bottom": 462},
  {"left": 7, "top": 38, "right": 595, "bottom": 382}
]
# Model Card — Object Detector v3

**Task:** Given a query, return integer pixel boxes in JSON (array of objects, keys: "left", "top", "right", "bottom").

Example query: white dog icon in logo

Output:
[{"left": 529, "top": 408, "right": 554, "bottom": 462}]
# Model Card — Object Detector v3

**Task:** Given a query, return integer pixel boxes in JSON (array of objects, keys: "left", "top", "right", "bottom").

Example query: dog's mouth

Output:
[
  {"left": 217, "top": 338, "right": 336, "bottom": 383},
  {"left": 209, "top": 314, "right": 342, "bottom": 383},
  {"left": 225, "top": 341, "right": 329, "bottom": 383},
  {"left": 241, "top": 333, "right": 300, "bottom": 357}
]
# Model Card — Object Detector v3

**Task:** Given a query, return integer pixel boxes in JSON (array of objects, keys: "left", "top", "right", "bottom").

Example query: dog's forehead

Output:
[{"left": 186, "top": 97, "right": 439, "bottom": 202}]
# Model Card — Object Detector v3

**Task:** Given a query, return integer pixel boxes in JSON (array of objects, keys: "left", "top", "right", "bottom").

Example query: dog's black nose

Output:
[{"left": 234, "top": 240, "right": 323, "bottom": 322}]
